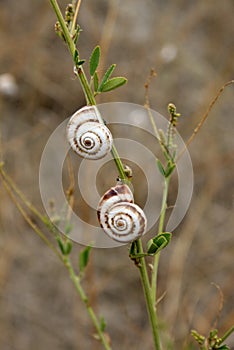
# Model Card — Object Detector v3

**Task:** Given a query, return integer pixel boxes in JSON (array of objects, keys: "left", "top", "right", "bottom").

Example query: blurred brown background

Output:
[{"left": 0, "top": 0, "right": 233, "bottom": 349}]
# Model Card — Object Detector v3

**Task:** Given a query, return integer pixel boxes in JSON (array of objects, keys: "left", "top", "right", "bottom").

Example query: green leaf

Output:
[
  {"left": 56, "top": 236, "right": 65, "bottom": 255},
  {"left": 64, "top": 240, "right": 72, "bottom": 255},
  {"left": 129, "top": 241, "right": 138, "bottom": 256},
  {"left": 99, "top": 316, "right": 106, "bottom": 332},
  {"left": 217, "top": 346, "right": 230, "bottom": 350},
  {"left": 147, "top": 239, "right": 158, "bottom": 255},
  {"left": 172, "top": 150, "right": 177, "bottom": 160},
  {"left": 73, "top": 25, "right": 81, "bottom": 44},
  {"left": 56, "top": 236, "right": 73, "bottom": 255},
  {"left": 98, "top": 64, "right": 116, "bottom": 91},
  {"left": 89, "top": 46, "right": 100, "bottom": 76},
  {"left": 65, "top": 222, "right": 73, "bottom": 235},
  {"left": 156, "top": 159, "right": 166, "bottom": 177},
  {"left": 100, "top": 77, "right": 127, "bottom": 92},
  {"left": 147, "top": 232, "right": 172, "bottom": 255},
  {"left": 79, "top": 245, "right": 92, "bottom": 274},
  {"left": 93, "top": 71, "right": 99, "bottom": 92},
  {"left": 73, "top": 49, "right": 79, "bottom": 64},
  {"left": 165, "top": 162, "right": 176, "bottom": 177},
  {"left": 78, "top": 59, "right": 85, "bottom": 66}
]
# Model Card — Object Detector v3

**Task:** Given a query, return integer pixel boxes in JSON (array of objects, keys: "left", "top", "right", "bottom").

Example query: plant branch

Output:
[
  {"left": 0, "top": 170, "right": 62, "bottom": 261},
  {"left": 177, "top": 80, "right": 234, "bottom": 160},
  {"left": 220, "top": 325, "right": 234, "bottom": 344},
  {"left": 71, "top": 0, "right": 82, "bottom": 34},
  {"left": 0, "top": 163, "right": 112, "bottom": 349},
  {"left": 158, "top": 177, "right": 170, "bottom": 234},
  {"left": 63, "top": 256, "right": 112, "bottom": 350},
  {"left": 136, "top": 239, "right": 161, "bottom": 349},
  {"left": 0, "top": 163, "right": 57, "bottom": 233},
  {"left": 151, "top": 176, "right": 170, "bottom": 306},
  {"left": 49, "top": 0, "right": 129, "bottom": 185}
]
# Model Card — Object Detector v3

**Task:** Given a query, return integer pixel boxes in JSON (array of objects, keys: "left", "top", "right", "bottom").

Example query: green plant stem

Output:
[
  {"left": 136, "top": 239, "right": 161, "bottom": 350},
  {"left": 76, "top": 67, "right": 96, "bottom": 105},
  {"left": 220, "top": 325, "right": 234, "bottom": 343},
  {"left": 158, "top": 177, "right": 170, "bottom": 234},
  {"left": 0, "top": 163, "right": 111, "bottom": 350},
  {"left": 63, "top": 256, "right": 112, "bottom": 350},
  {"left": 49, "top": 0, "right": 129, "bottom": 185},
  {"left": 49, "top": 0, "right": 93, "bottom": 105},
  {"left": 50, "top": 0, "right": 75, "bottom": 56},
  {"left": 111, "top": 146, "right": 128, "bottom": 182},
  {"left": 151, "top": 176, "right": 170, "bottom": 306},
  {"left": 137, "top": 175, "right": 170, "bottom": 348}
]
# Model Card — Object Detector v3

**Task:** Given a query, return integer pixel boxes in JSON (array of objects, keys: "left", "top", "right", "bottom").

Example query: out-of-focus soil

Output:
[{"left": 0, "top": 1, "right": 233, "bottom": 349}]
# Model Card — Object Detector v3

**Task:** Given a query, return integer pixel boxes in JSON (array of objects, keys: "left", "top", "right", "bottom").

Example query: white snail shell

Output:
[
  {"left": 97, "top": 184, "right": 147, "bottom": 243},
  {"left": 67, "top": 106, "right": 113, "bottom": 159}
]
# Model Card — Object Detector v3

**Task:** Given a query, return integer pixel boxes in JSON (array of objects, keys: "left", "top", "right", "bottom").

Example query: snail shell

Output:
[
  {"left": 67, "top": 106, "right": 113, "bottom": 159},
  {"left": 97, "top": 184, "right": 147, "bottom": 243}
]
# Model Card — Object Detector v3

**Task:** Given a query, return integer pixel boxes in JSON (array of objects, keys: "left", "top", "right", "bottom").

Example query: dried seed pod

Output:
[
  {"left": 67, "top": 106, "right": 113, "bottom": 159},
  {"left": 97, "top": 184, "right": 147, "bottom": 243}
]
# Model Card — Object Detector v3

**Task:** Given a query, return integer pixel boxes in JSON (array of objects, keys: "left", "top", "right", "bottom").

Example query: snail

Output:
[
  {"left": 97, "top": 184, "right": 147, "bottom": 243},
  {"left": 67, "top": 105, "right": 113, "bottom": 159}
]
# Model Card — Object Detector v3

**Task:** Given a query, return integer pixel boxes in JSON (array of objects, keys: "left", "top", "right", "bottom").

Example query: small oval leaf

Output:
[
  {"left": 156, "top": 159, "right": 166, "bottom": 176},
  {"left": 64, "top": 240, "right": 73, "bottom": 255},
  {"left": 73, "top": 49, "right": 79, "bottom": 64},
  {"left": 78, "top": 59, "right": 85, "bottom": 66},
  {"left": 79, "top": 245, "right": 92, "bottom": 274},
  {"left": 101, "top": 77, "right": 127, "bottom": 92},
  {"left": 147, "top": 239, "right": 158, "bottom": 255},
  {"left": 65, "top": 222, "right": 73, "bottom": 235},
  {"left": 93, "top": 71, "right": 99, "bottom": 92},
  {"left": 100, "top": 316, "right": 106, "bottom": 332},
  {"left": 165, "top": 163, "right": 176, "bottom": 177},
  {"left": 56, "top": 236, "right": 65, "bottom": 255},
  {"left": 129, "top": 241, "right": 137, "bottom": 256},
  {"left": 98, "top": 64, "right": 116, "bottom": 91},
  {"left": 89, "top": 46, "right": 100, "bottom": 76},
  {"left": 147, "top": 232, "right": 172, "bottom": 255}
]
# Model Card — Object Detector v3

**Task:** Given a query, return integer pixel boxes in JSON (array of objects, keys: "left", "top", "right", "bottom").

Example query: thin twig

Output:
[
  {"left": 177, "top": 80, "right": 234, "bottom": 160},
  {"left": 144, "top": 69, "right": 172, "bottom": 158},
  {"left": 220, "top": 325, "right": 234, "bottom": 344},
  {"left": 144, "top": 69, "right": 160, "bottom": 139},
  {"left": 63, "top": 256, "right": 112, "bottom": 350},
  {"left": 211, "top": 283, "right": 224, "bottom": 329},
  {"left": 0, "top": 164, "right": 45, "bottom": 222},
  {"left": 71, "top": 0, "right": 82, "bottom": 34},
  {"left": 0, "top": 173, "right": 62, "bottom": 261},
  {"left": 65, "top": 153, "right": 75, "bottom": 222}
]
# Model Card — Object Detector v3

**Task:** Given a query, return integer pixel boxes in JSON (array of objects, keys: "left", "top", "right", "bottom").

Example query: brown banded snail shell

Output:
[
  {"left": 67, "top": 105, "right": 113, "bottom": 159},
  {"left": 97, "top": 184, "right": 147, "bottom": 243}
]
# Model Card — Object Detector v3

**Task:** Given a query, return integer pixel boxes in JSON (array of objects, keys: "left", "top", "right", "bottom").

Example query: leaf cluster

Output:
[
  {"left": 89, "top": 46, "right": 127, "bottom": 94},
  {"left": 129, "top": 232, "right": 172, "bottom": 260}
]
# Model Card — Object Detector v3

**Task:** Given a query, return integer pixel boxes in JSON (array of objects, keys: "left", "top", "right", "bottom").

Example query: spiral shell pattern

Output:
[
  {"left": 67, "top": 106, "right": 113, "bottom": 159},
  {"left": 97, "top": 184, "right": 147, "bottom": 243}
]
